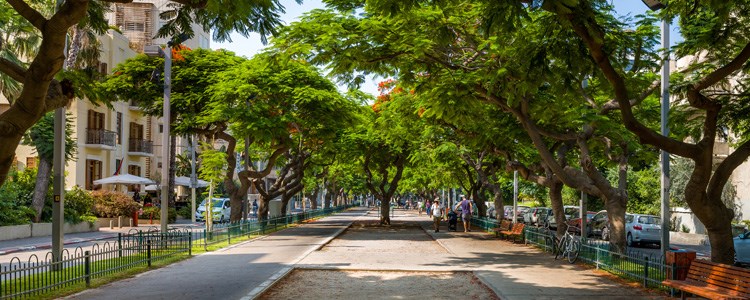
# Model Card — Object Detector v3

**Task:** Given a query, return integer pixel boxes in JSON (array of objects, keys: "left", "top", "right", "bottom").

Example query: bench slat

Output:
[
  {"left": 663, "top": 260, "right": 750, "bottom": 300},
  {"left": 664, "top": 280, "right": 749, "bottom": 300},
  {"left": 687, "top": 269, "right": 750, "bottom": 292},
  {"left": 690, "top": 261, "right": 750, "bottom": 278}
]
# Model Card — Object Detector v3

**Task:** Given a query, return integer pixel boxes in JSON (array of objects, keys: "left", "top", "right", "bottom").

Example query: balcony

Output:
[
  {"left": 85, "top": 129, "right": 116, "bottom": 150},
  {"left": 128, "top": 139, "right": 153, "bottom": 156},
  {"left": 128, "top": 99, "right": 143, "bottom": 111}
]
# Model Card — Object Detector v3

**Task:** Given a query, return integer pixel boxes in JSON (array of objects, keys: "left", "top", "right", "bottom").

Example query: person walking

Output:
[
  {"left": 418, "top": 201, "right": 424, "bottom": 215},
  {"left": 431, "top": 199, "right": 443, "bottom": 232},
  {"left": 455, "top": 195, "right": 473, "bottom": 232},
  {"left": 252, "top": 200, "right": 258, "bottom": 217},
  {"left": 426, "top": 199, "right": 432, "bottom": 217}
]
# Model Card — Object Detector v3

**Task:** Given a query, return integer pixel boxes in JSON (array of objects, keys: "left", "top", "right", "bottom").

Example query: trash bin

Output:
[{"left": 666, "top": 249, "right": 696, "bottom": 280}]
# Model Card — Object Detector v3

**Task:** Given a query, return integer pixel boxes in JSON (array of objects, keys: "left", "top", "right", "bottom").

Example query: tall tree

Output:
[{"left": 0, "top": 0, "right": 299, "bottom": 188}]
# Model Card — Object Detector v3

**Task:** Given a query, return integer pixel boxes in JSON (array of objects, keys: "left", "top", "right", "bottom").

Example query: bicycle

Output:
[
  {"left": 541, "top": 219, "right": 559, "bottom": 255},
  {"left": 554, "top": 222, "right": 580, "bottom": 264}
]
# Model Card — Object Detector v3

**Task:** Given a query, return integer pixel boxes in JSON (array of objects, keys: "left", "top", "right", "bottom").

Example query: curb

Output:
[
  {"left": 242, "top": 210, "right": 365, "bottom": 300},
  {"left": 0, "top": 234, "right": 118, "bottom": 256},
  {"left": 474, "top": 271, "right": 507, "bottom": 300}
]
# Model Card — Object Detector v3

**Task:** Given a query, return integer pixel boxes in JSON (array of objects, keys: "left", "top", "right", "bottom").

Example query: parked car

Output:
[
  {"left": 196, "top": 198, "right": 231, "bottom": 223},
  {"left": 625, "top": 213, "right": 662, "bottom": 247},
  {"left": 588, "top": 210, "right": 609, "bottom": 239},
  {"left": 524, "top": 207, "right": 549, "bottom": 225},
  {"left": 503, "top": 205, "right": 529, "bottom": 222},
  {"left": 735, "top": 230, "right": 750, "bottom": 265},
  {"left": 566, "top": 211, "right": 597, "bottom": 235},
  {"left": 545, "top": 206, "right": 580, "bottom": 229},
  {"left": 487, "top": 206, "right": 496, "bottom": 219}
]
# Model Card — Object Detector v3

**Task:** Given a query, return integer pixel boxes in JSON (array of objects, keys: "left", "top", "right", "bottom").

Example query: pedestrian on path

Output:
[
  {"left": 418, "top": 201, "right": 424, "bottom": 215},
  {"left": 455, "top": 195, "right": 473, "bottom": 232},
  {"left": 431, "top": 199, "right": 443, "bottom": 232},
  {"left": 426, "top": 199, "right": 432, "bottom": 217}
]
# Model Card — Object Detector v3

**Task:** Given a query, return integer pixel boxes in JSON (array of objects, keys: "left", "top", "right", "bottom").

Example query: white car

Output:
[
  {"left": 196, "top": 198, "right": 231, "bottom": 223},
  {"left": 734, "top": 230, "right": 750, "bottom": 265},
  {"left": 625, "top": 214, "right": 661, "bottom": 247}
]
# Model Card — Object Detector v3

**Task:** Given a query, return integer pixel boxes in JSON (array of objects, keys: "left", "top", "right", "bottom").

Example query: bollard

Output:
[
  {"left": 84, "top": 251, "right": 91, "bottom": 287},
  {"left": 110, "top": 219, "right": 113, "bottom": 229},
  {"left": 147, "top": 240, "right": 152, "bottom": 267},
  {"left": 188, "top": 234, "right": 192, "bottom": 256},
  {"left": 118, "top": 216, "right": 122, "bottom": 228},
  {"left": 129, "top": 219, "right": 133, "bottom": 227}
]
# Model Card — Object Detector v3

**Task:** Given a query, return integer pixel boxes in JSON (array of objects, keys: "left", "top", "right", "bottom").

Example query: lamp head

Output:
[
  {"left": 143, "top": 45, "right": 164, "bottom": 58},
  {"left": 641, "top": 0, "right": 666, "bottom": 11}
]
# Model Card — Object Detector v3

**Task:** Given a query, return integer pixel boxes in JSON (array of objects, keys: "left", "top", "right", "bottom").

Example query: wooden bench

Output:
[
  {"left": 499, "top": 223, "right": 525, "bottom": 243},
  {"left": 492, "top": 220, "right": 512, "bottom": 237},
  {"left": 662, "top": 259, "right": 750, "bottom": 300}
]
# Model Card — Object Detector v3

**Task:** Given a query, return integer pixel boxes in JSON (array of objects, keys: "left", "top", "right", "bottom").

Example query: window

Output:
[
  {"left": 87, "top": 110, "right": 105, "bottom": 130},
  {"left": 130, "top": 122, "right": 144, "bottom": 140},
  {"left": 85, "top": 159, "right": 103, "bottom": 190},
  {"left": 26, "top": 157, "right": 38, "bottom": 169},
  {"left": 116, "top": 112, "right": 122, "bottom": 144},
  {"left": 99, "top": 62, "right": 108, "bottom": 75},
  {"left": 159, "top": 124, "right": 163, "bottom": 133},
  {"left": 157, "top": 162, "right": 162, "bottom": 168},
  {"left": 128, "top": 165, "right": 141, "bottom": 177}
]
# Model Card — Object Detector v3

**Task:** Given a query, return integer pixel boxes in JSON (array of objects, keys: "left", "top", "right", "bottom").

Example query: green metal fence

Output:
[
  {"left": 0, "top": 231, "right": 190, "bottom": 299},
  {"left": 472, "top": 216, "right": 677, "bottom": 291},
  {"left": 192, "top": 205, "right": 352, "bottom": 250},
  {"left": 0, "top": 204, "right": 353, "bottom": 299}
]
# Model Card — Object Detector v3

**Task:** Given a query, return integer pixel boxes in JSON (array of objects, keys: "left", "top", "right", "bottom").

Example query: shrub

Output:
[
  {"left": 0, "top": 168, "right": 38, "bottom": 225},
  {"left": 92, "top": 190, "right": 141, "bottom": 218},
  {"left": 138, "top": 206, "right": 176, "bottom": 223},
  {"left": 64, "top": 186, "right": 96, "bottom": 224},
  {"left": 177, "top": 205, "right": 193, "bottom": 219}
]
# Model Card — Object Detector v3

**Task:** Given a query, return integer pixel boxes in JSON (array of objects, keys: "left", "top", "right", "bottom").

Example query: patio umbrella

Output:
[
  {"left": 174, "top": 176, "right": 209, "bottom": 188},
  {"left": 93, "top": 173, "right": 155, "bottom": 185}
]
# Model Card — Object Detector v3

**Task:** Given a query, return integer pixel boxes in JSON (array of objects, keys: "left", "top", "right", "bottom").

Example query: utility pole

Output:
[
  {"left": 191, "top": 134, "right": 197, "bottom": 223},
  {"left": 52, "top": 0, "right": 67, "bottom": 269}
]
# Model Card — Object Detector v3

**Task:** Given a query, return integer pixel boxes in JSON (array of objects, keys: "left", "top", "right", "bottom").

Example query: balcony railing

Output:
[
  {"left": 86, "top": 128, "right": 116, "bottom": 147},
  {"left": 129, "top": 139, "right": 153, "bottom": 154}
]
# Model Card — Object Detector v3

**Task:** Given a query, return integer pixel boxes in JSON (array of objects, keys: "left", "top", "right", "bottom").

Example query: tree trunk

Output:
[
  {"left": 549, "top": 180, "right": 566, "bottom": 237},
  {"left": 258, "top": 195, "right": 270, "bottom": 221},
  {"left": 310, "top": 187, "right": 319, "bottom": 209},
  {"left": 689, "top": 177, "right": 736, "bottom": 263},
  {"left": 280, "top": 194, "right": 291, "bottom": 217},
  {"left": 493, "top": 190, "right": 503, "bottom": 219},
  {"left": 472, "top": 187, "right": 487, "bottom": 218},
  {"left": 380, "top": 194, "right": 391, "bottom": 225},
  {"left": 31, "top": 157, "right": 52, "bottom": 222},
  {"left": 606, "top": 193, "right": 628, "bottom": 253},
  {"left": 324, "top": 189, "right": 332, "bottom": 208}
]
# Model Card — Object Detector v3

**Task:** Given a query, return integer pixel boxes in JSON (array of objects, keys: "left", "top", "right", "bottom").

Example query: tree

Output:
[
  {"left": 0, "top": 0, "right": 299, "bottom": 188},
  {"left": 535, "top": 0, "right": 750, "bottom": 263},
  {"left": 208, "top": 54, "right": 356, "bottom": 221},
  {"left": 21, "top": 112, "right": 75, "bottom": 222}
]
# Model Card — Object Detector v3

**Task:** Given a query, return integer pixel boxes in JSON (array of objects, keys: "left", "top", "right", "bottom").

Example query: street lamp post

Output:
[
  {"left": 144, "top": 45, "right": 172, "bottom": 232},
  {"left": 191, "top": 134, "right": 197, "bottom": 223},
  {"left": 642, "top": 0, "right": 670, "bottom": 256},
  {"left": 513, "top": 170, "right": 518, "bottom": 224}
]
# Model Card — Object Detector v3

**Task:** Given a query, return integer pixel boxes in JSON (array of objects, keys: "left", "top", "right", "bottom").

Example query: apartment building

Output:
[{"left": 13, "top": 0, "right": 210, "bottom": 192}]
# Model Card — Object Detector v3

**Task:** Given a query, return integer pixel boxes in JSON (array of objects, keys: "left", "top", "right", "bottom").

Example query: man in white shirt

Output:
[{"left": 431, "top": 198, "right": 443, "bottom": 232}]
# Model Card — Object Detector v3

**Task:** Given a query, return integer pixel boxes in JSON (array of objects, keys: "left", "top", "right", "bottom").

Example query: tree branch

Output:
[
  {"left": 0, "top": 58, "right": 26, "bottom": 82},
  {"left": 6, "top": 0, "right": 46, "bottom": 30},
  {"left": 694, "top": 43, "right": 750, "bottom": 91}
]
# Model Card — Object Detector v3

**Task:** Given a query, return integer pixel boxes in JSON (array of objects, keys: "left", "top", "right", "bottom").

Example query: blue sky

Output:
[{"left": 211, "top": 0, "right": 677, "bottom": 96}]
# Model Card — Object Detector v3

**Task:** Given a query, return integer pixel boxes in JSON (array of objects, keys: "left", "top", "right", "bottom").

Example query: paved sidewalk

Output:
[
  {"left": 65, "top": 207, "right": 369, "bottom": 300},
  {"left": 298, "top": 209, "right": 662, "bottom": 300}
]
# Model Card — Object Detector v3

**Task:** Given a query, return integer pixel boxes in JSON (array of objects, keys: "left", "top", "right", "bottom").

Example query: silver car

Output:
[
  {"left": 735, "top": 230, "right": 750, "bottom": 265},
  {"left": 625, "top": 214, "right": 662, "bottom": 247}
]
